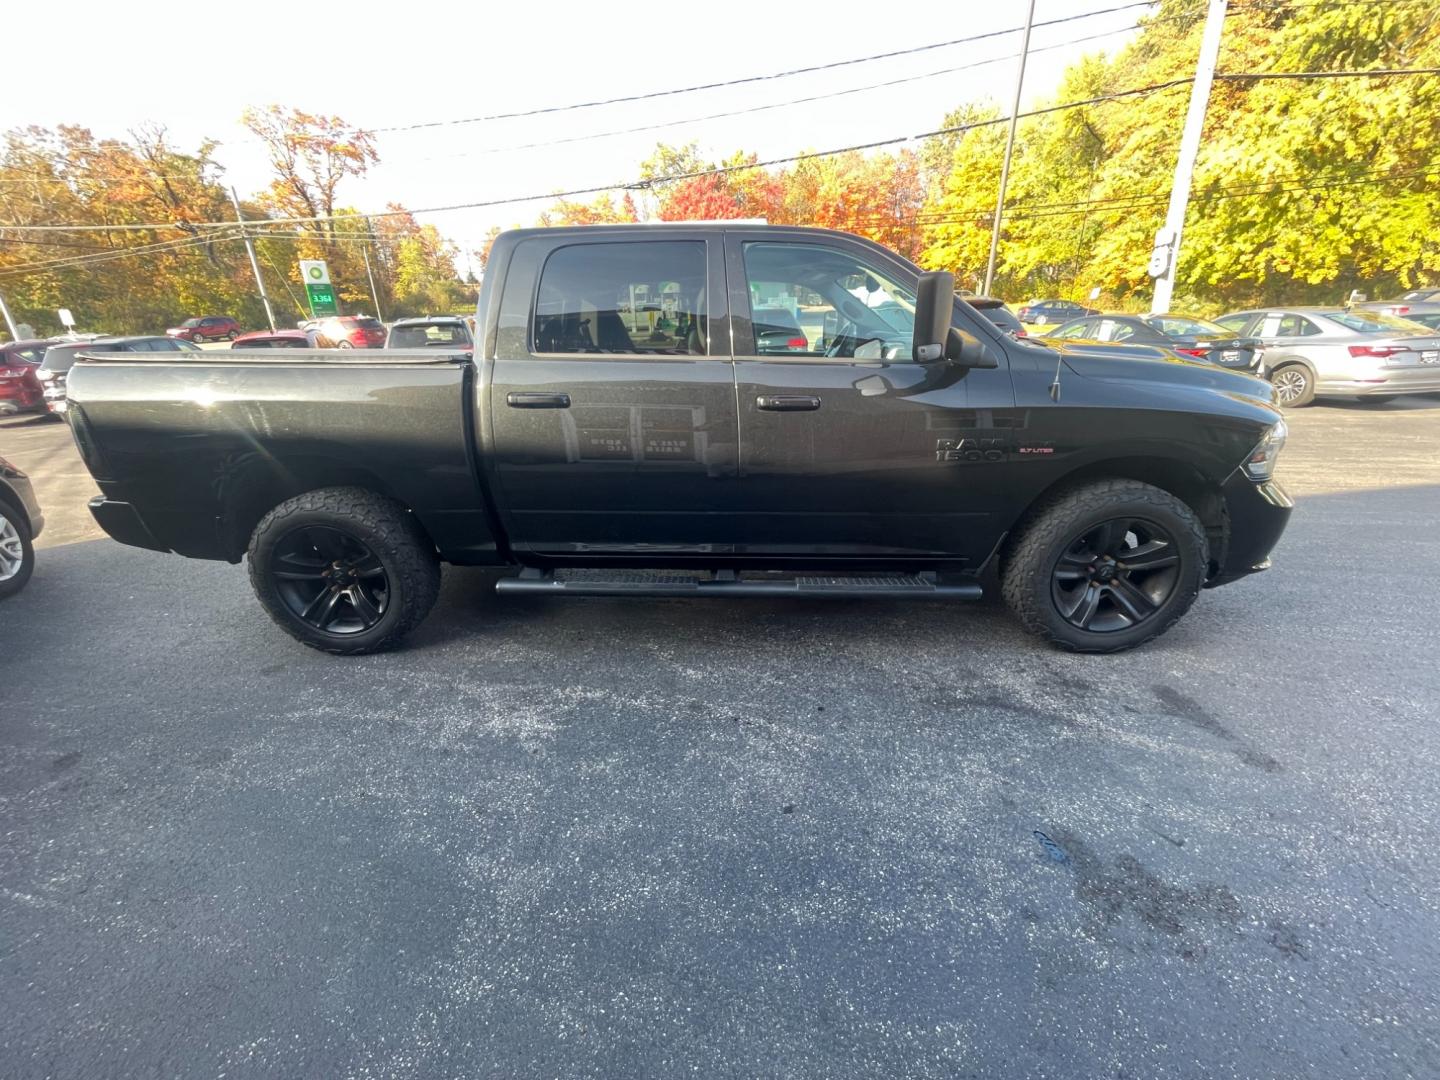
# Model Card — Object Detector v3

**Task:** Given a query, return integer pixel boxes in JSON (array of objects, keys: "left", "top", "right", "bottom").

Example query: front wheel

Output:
[
  {"left": 1002, "top": 480, "right": 1208, "bottom": 653},
  {"left": 336, "top": 341, "right": 353, "bottom": 349},
  {"left": 247, "top": 487, "right": 440, "bottom": 654},
  {"left": 0, "top": 503, "right": 35, "bottom": 600}
]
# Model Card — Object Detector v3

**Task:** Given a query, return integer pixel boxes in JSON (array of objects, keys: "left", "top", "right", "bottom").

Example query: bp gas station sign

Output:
[{"left": 299, "top": 260, "right": 338, "bottom": 317}]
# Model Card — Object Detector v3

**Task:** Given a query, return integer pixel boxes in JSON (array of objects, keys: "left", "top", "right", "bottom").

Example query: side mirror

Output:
[
  {"left": 946, "top": 327, "right": 1000, "bottom": 369},
  {"left": 912, "top": 271, "right": 954, "bottom": 362}
]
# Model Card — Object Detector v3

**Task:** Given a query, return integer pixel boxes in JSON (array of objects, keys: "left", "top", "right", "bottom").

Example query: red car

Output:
[
  {"left": 313, "top": 316, "right": 386, "bottom": 349},
  {"left": 0, "top": 338, "right": 59, "bottom": 416},
  {"left": 231, "top": 329, "right": 319, "bottom": 349},
  {"left": 167, "top": 316, "right": 242, "bottom": 343}
]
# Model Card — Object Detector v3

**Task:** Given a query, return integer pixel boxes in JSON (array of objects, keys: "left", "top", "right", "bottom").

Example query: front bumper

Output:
[{"left": 1206, "top": 472, "right": 1294, "bottom": 588}]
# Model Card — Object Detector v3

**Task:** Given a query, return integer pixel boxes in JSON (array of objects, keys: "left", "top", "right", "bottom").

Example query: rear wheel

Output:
[
  {"left": 247, "top": 487, "right": 440, "bottom": 654},
  {"left": 337, "top": 340, "right": 353, "bottom": 349},
  {"left": 1002, "top": 480, "right": 1207, "bottom": 653},
  {"left": 226, "top": 330, "right": 239, "bottom": 341},
  {"left": 1270, "top": 364, "right": 1315, "bottom": 408},
  {"left": 0, "top": 503, "right": 35, "bottom": 600}
]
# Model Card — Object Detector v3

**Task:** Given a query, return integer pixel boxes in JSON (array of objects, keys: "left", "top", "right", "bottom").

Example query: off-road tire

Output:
[
  {"left": 1001, "top": 479, "right": 1208, "bottom": 653},
  {"left": 247, "top": 487, "right": 440, "bottom": 654}
]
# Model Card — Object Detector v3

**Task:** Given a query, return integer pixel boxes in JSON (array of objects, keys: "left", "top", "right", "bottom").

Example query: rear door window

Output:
[
  {"left": 1094, "top": 319, "right": 1136, "bottom": 342},
  {"left": 533, "top": 241, "right": 708, "bottom": 356}
]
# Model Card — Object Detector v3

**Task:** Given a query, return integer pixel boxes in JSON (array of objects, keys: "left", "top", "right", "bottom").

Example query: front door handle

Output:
[
  {"left": 756, "top": 395, "right": 821, "bottom": 412},
  {"left": 507, "top": 391, "right": 571, "bottom": 409}
]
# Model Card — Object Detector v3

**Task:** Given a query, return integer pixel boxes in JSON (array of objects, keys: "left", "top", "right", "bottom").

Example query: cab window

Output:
[
  {"left": 533, "top": 242, "right": 707, "bottom": 356},
  {"left": 741, "top": 242, "right": 917, "bottom": 359}
]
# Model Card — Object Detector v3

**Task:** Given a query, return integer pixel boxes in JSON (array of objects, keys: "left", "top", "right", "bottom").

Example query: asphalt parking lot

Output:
[{"left": 2, "top": 399, "right": 1439, "bottom": 1079}]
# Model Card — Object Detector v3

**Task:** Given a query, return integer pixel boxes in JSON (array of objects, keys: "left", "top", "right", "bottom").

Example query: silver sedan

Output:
[{"left": 1213, "top": 307, "right": 1440, "bottom": 407}]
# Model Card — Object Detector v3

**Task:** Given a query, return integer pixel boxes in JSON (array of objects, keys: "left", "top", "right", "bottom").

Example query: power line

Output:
[
  {"left": 373, "top": 21, "right": 1184, "bottom": 165},
  {"left": 366, "top": 2, "right": 1162, "bottom": 135},
  {"left": 0, "top": 231, "right": 239, "bottom": 277},
  {"left": 4, "top": 64, "right": 1437, "bottom": 243},
  {"left": 0, "top": 77, "right": 1202, "bottom": 234}
]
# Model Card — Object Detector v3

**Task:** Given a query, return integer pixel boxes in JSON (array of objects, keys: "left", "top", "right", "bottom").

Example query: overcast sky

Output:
[{"left": 3, "top": 0, "right": 1155, "bottom": 260}]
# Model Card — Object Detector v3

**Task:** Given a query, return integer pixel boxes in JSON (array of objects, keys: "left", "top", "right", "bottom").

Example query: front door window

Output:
[{"left": 740, "top": 242, "right": 917, "bottom": 360}]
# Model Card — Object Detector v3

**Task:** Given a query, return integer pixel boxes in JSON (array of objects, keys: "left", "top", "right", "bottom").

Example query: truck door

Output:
[
  {"left": 487, "top": 233, "right": 738, "bottom": 556},
  {"left": 727, "top": 233, "right": 1018, "bottom": 565}
]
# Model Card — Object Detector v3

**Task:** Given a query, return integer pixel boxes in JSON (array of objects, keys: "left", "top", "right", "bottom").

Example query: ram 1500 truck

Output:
[{"left": 65, "top": 225, "right": 1293, "bottom": 654}]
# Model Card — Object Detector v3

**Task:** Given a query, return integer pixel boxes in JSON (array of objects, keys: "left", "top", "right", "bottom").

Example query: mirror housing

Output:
[
  {"left": 946, "top": 327, "right": 999, "bottom": 369},
  {"left": 912, "top": 271, "right": 954, "bottom": 362},
  {"left": 914, "top": 271, "right": 999, "bottom": 368}
]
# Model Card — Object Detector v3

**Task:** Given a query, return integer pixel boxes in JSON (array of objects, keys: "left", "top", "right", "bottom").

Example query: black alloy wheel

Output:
[
  {"left": 271, "top": 525, "right": 389, "bottom": 635},
  {"left": 1049, "top": 517, "right": 1181, "bottom": 633}
]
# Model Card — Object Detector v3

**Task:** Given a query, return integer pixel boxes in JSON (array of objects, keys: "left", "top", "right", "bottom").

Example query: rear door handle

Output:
[
  {"left": 507, "top": 391, "right": 571, "bottom": 409},
  {"left": 756, "top": 395, "right": 821, "bottom": 412}
]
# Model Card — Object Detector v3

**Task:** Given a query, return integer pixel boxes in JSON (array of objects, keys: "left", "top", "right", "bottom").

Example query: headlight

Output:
[{"left": 1243, "top": 419, "right": 1287, "bottom": 481}]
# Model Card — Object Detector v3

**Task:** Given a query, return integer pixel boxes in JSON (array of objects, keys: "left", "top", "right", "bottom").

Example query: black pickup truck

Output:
[{"left": 66, "top": 225, "right": 1293, "bottom": 654}]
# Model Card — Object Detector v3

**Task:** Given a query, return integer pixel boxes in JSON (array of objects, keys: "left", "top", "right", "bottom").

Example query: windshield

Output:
[
  {"left": 181, "top": 318, "right": 202, "bottom": 328},
  {"left": 1145, "top": 315, "right": 1232, "bottom": 338},
  {"left": 1323, "top": 310, "right": 1434, "bottom": 334}
]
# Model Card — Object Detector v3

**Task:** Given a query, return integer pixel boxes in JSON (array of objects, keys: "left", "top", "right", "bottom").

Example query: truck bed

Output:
[{"left": 66, "top": 349, "right": 501, "bottom": 564}]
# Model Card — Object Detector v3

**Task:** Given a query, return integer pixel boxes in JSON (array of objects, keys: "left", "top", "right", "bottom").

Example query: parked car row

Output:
[{"left": 1015, "top": 292, "right": 1440, "bottom": 407}]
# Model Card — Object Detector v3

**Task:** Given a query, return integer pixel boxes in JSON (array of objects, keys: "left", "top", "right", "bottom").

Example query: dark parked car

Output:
[
  {"left": 314, "top": 316, "right": 386, "bottom": 349},
  {"left": 37, "top": 336, "right": 200, "bottom": 416},
  {"left": 67, "top": 224, "right": 1292, "bottom": 656},
  {"left": 385, "top": 316, "right": 474, "bottom": 349},
  {"left": 167, "top": 316, "right": 241, "bottom": 343},
  {"left": 0, "top": 338, "right": 60, "bottom": 415},
  {"left": 1016, "top": 299, "right": 1098, "bottom": 325},
  {"left": 0, "top": 452, "right": 42, "bottom": 598},
  {"left": 1046, "top": 314, "right": 1264, "bottom": 372},
  {"left": 967, "top": 297, "right": 1027, "bottom": 338},
  {"left": 230, "top": 330, "right": 320, "bottom": 349},
  {"left": 751, "top": 307, "right": 810, "bottom": 353}
]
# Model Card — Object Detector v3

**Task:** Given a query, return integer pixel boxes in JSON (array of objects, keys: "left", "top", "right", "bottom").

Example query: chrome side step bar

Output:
[{"left": 495, "top": 568, "right": 983, "bottom": 599}]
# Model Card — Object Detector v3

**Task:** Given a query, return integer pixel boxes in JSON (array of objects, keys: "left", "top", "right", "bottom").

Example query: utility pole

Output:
[
  {"left": 231, "top": 186, "right": 277, "bottom": 331},
  {"left": 0, "top": 290, "right": 19, "bottom": 340},
  {"left": 362, "top": 216, "right": 384, "bottom": 322},
  {"left": 983, "top": 0, "right": 1037, "bottom": 297},
  {"left": 1150, "top": 0, "right": 1228, "bottom": 314}
]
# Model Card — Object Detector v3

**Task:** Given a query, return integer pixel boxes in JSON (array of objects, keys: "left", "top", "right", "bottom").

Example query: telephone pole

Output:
[
  {"left": 362, "top": 216, "right": 384, "bottom": 322},
  {"left": 983, "top": 0, "right": 1037, "bottom": 297},
  {"left": 0, "top": 290, "right": 19, "bottom": 340},
  {"left": 231, "top": 186, "right": 277, "bottom": 331},
  {"left": 1149, "top": 0, "right": 1228, "bottom": 314}
]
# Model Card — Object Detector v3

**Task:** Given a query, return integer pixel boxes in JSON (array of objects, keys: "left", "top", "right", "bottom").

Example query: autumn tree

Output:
[{"left": 0, "top": 125, "right": 265, "bottom": 334}]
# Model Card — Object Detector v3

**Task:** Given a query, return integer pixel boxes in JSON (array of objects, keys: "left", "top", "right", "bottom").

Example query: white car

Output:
[{"left": 1214, "top": 307, "right": 1440, "bottom": 406}]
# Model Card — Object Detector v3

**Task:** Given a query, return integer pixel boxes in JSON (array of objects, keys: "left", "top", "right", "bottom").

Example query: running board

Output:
[{"left": 495, "top": 568, "right": 983, "bottom": 599}]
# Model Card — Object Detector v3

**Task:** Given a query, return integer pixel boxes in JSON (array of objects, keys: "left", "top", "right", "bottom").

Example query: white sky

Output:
[{"left": 3, "top": 0, "right": 1151, "bottom": 260}]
